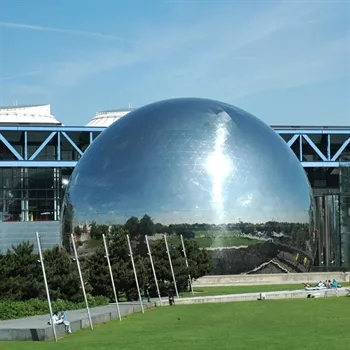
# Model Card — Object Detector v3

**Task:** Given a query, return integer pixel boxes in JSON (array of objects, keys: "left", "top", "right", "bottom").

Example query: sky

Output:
[{"left": 0, "top": 0, "right": 349, "bottom": 126}]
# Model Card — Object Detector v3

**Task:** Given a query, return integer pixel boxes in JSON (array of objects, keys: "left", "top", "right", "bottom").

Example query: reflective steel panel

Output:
[{"left": 61, "top": 98, "right": 316, "bottom": 274}]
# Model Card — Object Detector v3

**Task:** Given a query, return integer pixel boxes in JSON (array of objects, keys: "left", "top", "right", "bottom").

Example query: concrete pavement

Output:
[
  {"left": 175, "top": 287, "right": 350, "bottom": 305},
  {"left": 193, "top": 271, "right": 350, "bottom": 286},
  {"left": 0, "top": 300, "right": 156, "bottom": 341}
]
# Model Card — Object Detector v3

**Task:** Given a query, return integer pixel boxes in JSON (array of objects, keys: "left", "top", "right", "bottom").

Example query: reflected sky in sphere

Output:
[{"left": 63, "top": 97, "right": 313, "bottom": 227}]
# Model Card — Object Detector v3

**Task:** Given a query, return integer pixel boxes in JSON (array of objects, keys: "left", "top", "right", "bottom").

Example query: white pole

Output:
[
  {"left": 70, "top": 234, "right": 93, "bottom": 329},
  {"left": 126, "top": 234, "right": 144, "bottom": 313},
  {"left": 102, "top": 234, "right": 122, "bottom": 321},
  {"left": 145, "top": 235, "right": 162, "bottom": 306},
  {"left": 180, "top": 235, "right": 194, "bottom": 295},
  {"left": 36, "top": 232, "right": 57, "bottom": 342},
  {"left": 163, "top": 234, "right": 179, "bottom": 298}
]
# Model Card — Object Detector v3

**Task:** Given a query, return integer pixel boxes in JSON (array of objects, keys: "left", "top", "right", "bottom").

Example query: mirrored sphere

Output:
[{"left": 61, "top": 98, "right": 316, "bottom": 274}]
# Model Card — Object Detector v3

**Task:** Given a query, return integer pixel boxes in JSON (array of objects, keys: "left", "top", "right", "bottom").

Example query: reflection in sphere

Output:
[{"left": 61, "top": 98, "right": 316, "bottom": 274}]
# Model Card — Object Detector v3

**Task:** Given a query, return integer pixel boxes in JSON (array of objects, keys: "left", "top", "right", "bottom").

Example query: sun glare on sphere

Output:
[{"left": 205, "top": 127, "right": 233, "bottom": 217}]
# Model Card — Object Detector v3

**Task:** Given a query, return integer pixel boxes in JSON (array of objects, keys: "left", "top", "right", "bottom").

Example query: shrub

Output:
[{"left": 0, "top": 295, "right": 109, "bottom": 320}]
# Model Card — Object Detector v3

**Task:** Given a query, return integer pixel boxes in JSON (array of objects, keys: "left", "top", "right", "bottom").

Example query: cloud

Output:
[
  {"left": 127, "top": 0, "right": 349, "bottom": 103},
  {"left": 3, "top": 0, "right": 349, "bottom": 104},
  {"left": 227, "top": 34, "right": 350, "bottom": 100},
  {"left": 0, "top": 21, "right": 133, "bottom": 43},
  {"left": 44, "top": 50, "right": 141, "bottom": 88},
  {"left": 6, "top": 83, "right": 50, "bottom": 97},
  {"left": 0, "top": 71, "right": 40, "bottom": 82}
]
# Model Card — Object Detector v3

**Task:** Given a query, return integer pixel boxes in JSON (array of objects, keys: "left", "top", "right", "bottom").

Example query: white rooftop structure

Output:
[
  {"left": 86, "top": 108, "right": 133, "bottom": 127},
  {"left": 0, "top": 104, "right": 61, "bottom": 125}
]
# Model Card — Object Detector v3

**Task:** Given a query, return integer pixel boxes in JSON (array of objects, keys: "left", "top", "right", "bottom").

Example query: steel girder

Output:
[
  {"left": 0, "top": 126, "right": 104, "bottom": 167},
  {"left": 276, "top": 128, "right": 350, "bottom": 168},
  {"left": 0, "top": 125, "right": 349, "bottom": 167}
]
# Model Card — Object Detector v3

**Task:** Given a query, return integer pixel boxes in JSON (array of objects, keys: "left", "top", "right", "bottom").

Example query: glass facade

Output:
[
  {"left": 0, "top": 167, "right": 72, "bottom": 222},
  {"left": 62, "top": 98, "right": 316, "bottom": 274},
  {"left": 339, "top": 154, "right": 350, "bottom": 266},
  {"left": 314, "top": 194, "right": 340, "bottom": 268}
]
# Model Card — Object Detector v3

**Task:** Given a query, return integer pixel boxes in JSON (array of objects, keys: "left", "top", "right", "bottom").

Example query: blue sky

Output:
[{"left": 0, "top": 0, "right": 349, "bottom": 126}]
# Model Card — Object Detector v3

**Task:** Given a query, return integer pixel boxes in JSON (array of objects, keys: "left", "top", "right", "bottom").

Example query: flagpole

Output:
[
  {"left": 71, "top": 234, "right": 93, "bottom": 329},
  {"left": 126, "top": 234, "right": 144, "bottom": 313},
  {"left": 164, "top": 234, "right": 179, "bottom": 298},
  {"left": 36, "top": 232, "right": 57, "bottom": 342},
  {"left": 145, "top": 235, "right": 162, "bottom": 306},
  {"left": 180, "top": 234, "right": 194, "bottom": 295},
  {"left": 102, "top": 234, "right": 122, "bottom": 321}
]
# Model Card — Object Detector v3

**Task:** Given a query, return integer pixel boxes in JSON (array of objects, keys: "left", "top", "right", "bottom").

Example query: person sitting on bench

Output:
[
  {"left": 47, "top": 310, "right": 72, "bottom": 334},
  {"left": 332, "top": 279, "right": 342, "bottom": 288}
]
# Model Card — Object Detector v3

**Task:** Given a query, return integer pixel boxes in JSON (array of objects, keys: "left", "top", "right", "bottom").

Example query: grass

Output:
[
  {"left": 184, "top": 284, "right": 307, "bottom": 296},
  {"left": 3, "top": 298, "right": 350, "bottom": 349},
  {"left": 192, "top": 230, "right": 262, "bottom": 247},
  {"left": 85, "top": 235, "right": 261, "bottom": 250},
  {"left": 194, "top": 229, "right": 241, "bottom": 236},
  {"left": 182, "top": 283, "right": 350, "bottom": 297},
  {"left": 83, "top": 239, "right": 101, "bottom": 249},
  {"left": 84, "top": 230, "right": 262, "bottom": 250},
  {"left": 168, "top": 236, "right": 261, "bottom": 248}
]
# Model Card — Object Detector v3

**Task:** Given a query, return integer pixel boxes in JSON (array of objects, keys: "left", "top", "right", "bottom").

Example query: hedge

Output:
[{"left": 0, "top": 295, "right": 109, "bottom": 320}]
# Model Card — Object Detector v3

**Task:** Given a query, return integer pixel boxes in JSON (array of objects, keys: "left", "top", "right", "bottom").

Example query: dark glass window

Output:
[{"left": 0, "top": 167, "right": 73, "bottom": 222}]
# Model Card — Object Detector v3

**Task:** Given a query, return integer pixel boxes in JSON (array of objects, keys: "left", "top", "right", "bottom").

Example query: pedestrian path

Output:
[{"left": 0, "top": 301, "right": 155, "bottom": 341}]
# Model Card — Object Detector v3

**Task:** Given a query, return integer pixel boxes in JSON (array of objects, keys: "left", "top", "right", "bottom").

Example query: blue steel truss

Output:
[
  {"left": 0, "top": 125, "right": 349, "bottom": 168},
  {"left": 275, "top": 127, "right": 350, "bottom": 168},
  {"left": 0, "top": 126, "right": 105, "bottom": 168}
]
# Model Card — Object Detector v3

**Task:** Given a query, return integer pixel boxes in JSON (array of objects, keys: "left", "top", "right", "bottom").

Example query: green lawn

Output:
[
  {"left": 84, "top": 230, "right": 262, "bottom": 250},
  {"left": 193, "top": 229, "right": 242, "bottom": 237},
  {"left": 182, "top": 283, "right": 350, "bottom": 297},
  {"left": 191, "top": 230, "right": 262, "bottom": 247},
  {"left": 85, "top": 234, "right": 261, "bottom": 250},
  {"left": 3, "top": 298, "right": 350, "bottom": 349},
  {"left": 183, "top": 284, "right": 306, "bottom": 297},
  {"left": 168, "top": 236, "right": 260, "bottom": 248}
]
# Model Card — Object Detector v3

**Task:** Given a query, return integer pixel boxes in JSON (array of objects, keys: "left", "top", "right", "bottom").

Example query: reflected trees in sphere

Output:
[{"left": 61, "top": 98, "right": 316, "bottom": 274}]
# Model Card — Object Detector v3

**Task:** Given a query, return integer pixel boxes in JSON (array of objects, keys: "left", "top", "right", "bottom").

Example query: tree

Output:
[
  {"left": 124, "top": 216, "right": 139, "bottom": 238},
  {"left": 124, "top": 215, "right": 154, "bottom": 256},
  {"left": 82, "top": 224, "right": 88, "bottom": 234},
  {"left": 175, "top": 229, "right": 195, "bottom": 239},
  {"left": 43, "top": 246, "right": 84, "bottom": 302},
  {"left": 138, "top": 214, "right": 155, "bottom": 237},
  {"left": 86, "top": 226, "right": 148, "bottom": 301},
  {"left": 147, "top": 238, "right": 211, "bottom": 296},
  {"left": 154, "top": 222, "right": 166, "bottom": 233},
  {"left": 89, "top": 221, "right": 98, "bottom": 238},
  {"left": 90, "top": 222, "right": 109, "bottom": 240},
  {"left": 0, "top": 218, "right": 212, "bottom": 303},
  {"left": 0, "top": 242, "right": 42, "bottom": 300},
  {"left": 183, "top": 239, "right": 213, "bottom": 279},
  {"left": 74, "top": 225, "right": 82, "bottom": 236},
  {"left": 84, "top": 219, "right": 212, "bottom": 300},
  {"left": 0, "top": 242, "right": 85, "bottom": 303}
]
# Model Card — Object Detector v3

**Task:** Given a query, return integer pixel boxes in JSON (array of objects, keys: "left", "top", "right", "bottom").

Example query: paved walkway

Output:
[
  {"left": 0, "top": 301, "right": 152, "bottom": 331},
  {"left": 176, "top": 287, "right": 349, "bottom": 305}
]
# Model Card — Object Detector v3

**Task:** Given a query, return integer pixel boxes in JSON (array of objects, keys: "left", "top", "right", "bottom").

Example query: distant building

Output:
[
  {"left": 0, "top": 104, "right": 63, "bottom": 251},
  {"left": 0, "top": 104, "right": 61, "bottom": 125},
  {"left": 86, "top": 108, "right": 133, "bottom": 127}
]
